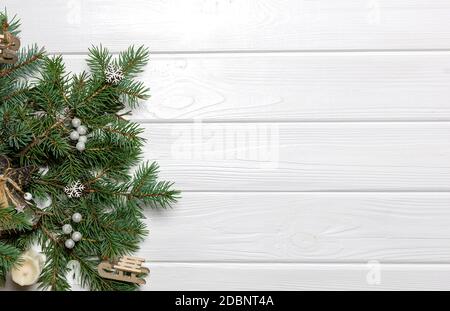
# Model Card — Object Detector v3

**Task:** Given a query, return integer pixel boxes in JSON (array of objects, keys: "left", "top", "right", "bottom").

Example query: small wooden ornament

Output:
[
  {"left": 0, "top": 31, "right": 20, "bottom": 64},
  {"left": 98, "top": 256, "right": 149, "bottom": 285}
]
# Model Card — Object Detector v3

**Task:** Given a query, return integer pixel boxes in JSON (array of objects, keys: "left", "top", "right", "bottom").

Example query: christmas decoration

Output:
[
  {"left": 62, "top": 224, "right": 73, "bottom": 234},
  {"left": 98, "top": 256, "right": 149, "bottom": 285},
  {"left": 71, "top": 118, "right": 81, "bottom": 128},
  {"left": 71, "top": 231, "right": 82, "bottom": 242},
  {"left": 0, "top": 155, "right": 34, "bottom": 210},
  {"left": 69, "top": 131, "right": 80, "bottom": 141},
  {"left": 105, "top": 64, "right": 124, "bottom": 84},
  {"left": 64, "top": 181, "right": 85, "bottom": 198},
  {"left": 72, "top": 212, "right": 82, "bottom": 223},
  {"left": 0, "top": 12, "right": 179, "bottom": 291},
  {"left": 11, "top": 250, "right": 46, "bottom": 286},
  {"left": 64, "top": 239, "right": 75, "bottom": 249},
  {"left": 77, "top": 125, "right": 87, "bottom": 135},
  {"left": 0, "top": 21, "right": 20, "bottom": 64},
  {"left": 75, "top": 141, "right": 85, "bottom": 152}
]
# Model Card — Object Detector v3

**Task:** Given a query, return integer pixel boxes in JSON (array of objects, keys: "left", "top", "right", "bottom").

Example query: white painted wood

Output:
[
  {"left": 61, "top": 52, "right": 450, "bottom": 121},
  {"left": 5, "top": 263, "right": 450, "bottom": 291},
  {"left": 5, "top": 0, "right": 450, "bottom": 53},
  {"left": 143, "top": 263, "right": 450, "bottom": 290},
  {"left": 143, "top": 192, "right": 450, "bottom": 262},
  {"left": 140, "top": 122, "right": 450, "bottom": 191},
  {"left": 4, "top": 0, "right": 450, "bottom": 291}
]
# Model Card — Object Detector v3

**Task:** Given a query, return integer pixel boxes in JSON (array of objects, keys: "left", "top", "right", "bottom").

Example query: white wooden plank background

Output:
[
  {"left": 144, "top": 193, "right": 450, "bottom": 262},
  {"left": 135, "top": 263, "right": 450, "bottom": 290},
  {"left": 141, "top": 123, "right": 450, "bottom": 191},
  {"left": 7, "top": 0, "right": 450, "bottom": 53},
  {"left": 63, "top": 53, "right": 450, "bottom": 122},
  {"left": 3, "top": 0, "right": 450, "bottom": 290}
]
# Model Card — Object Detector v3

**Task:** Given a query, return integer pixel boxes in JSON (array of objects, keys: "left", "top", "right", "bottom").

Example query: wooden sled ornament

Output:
[
  {"left": 0, "top": 31, "right": 20, "bottom": 64},
  {"left": 98, "top": 256, "right": 149, "bottom": 285}
]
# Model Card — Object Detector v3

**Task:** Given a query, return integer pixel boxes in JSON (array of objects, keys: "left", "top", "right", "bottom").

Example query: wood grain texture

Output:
[
  {"left": 143, "top": 192, "right": 450, "bottom": 262},
  {"left": 61, "top": 52, "right": 450, "bottom": 121},
  {"left": 4, "top": 0, "right": 450, "bottom": 291},
  {"left": 4, "top": 263, "right": 450, "bottom": 291},
  {"left": 5, "top": 0, "right": 450, "bottom": 53},
  {"left": 142, "top": 263, "right": 450, "bottom": 290},
  {"left": 140, "top": 122, "right": 450, "bottom": 191},
  {"left": 143, "top": 263, "right": 450, "bottom": 290}
]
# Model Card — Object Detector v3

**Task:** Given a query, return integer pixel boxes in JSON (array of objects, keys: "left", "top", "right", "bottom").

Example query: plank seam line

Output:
[
  {"left": 179, "top": 190, "right": 450, "bottom": 194},
  {"left": 135, "top": 119, "right": 450, "bottom": 124},
  {"left": 53, "top": 49, "right": 450, "bottom": 56},
  {"left": 140, "top": 261, "right": 450, "bottom": 266}
]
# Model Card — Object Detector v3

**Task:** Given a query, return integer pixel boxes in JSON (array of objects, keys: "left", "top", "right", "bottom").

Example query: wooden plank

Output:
[
  {"left": 5, "top": 263, "right": 450, "bottom": 290},
  {"left": 5, "top": 0, "right": 450, "bottom": 53},
  {"left": 141, "top": 192, "right": 450, "bottom": 262},
  {"left": 142, "top": 263, "right": 450, "bottom": 290},
  {"left": 139, "top": 122, "right": 450, "bottom": 191},
  {"left": 61, "top": 52, "right": 450, "bottom": 122}
]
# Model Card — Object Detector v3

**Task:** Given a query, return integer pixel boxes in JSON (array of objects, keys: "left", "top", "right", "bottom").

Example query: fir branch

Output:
[
  {"left": 0, "top": 241, "right": 21, "bottom": 285},
  {"left": 19, "top": 119, "right": 66, "bottom": 158},
  {"left": 0, "top": 14, "right": 179, "bottom": 291},
  {"left": 38, "top": 242, "right": 70, "bottom": 291},
  {"left": 0, "top": 208, "right": 32, "bottom": 232},
  {"left": 0, "top": 50, "right": 44, "bottom": 78}
]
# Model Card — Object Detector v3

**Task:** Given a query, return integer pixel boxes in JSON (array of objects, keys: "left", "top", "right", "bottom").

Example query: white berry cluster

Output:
[
  {"left": 62, "top": 212, "right": 83, "bottom": 249},
  {"left": 70, "top": 117, "right": 88, "bottom": 152},
  {"left": 105, "top": 64, "right": 124, "bottom": 84}
]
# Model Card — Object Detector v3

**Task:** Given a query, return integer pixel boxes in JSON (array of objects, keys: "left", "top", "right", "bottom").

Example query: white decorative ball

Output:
[
  {"left": 78, "top": 135, "right": 87, "bottom": 143},
  {"left": 71, "top": 118, "right": 81, "bottom": 128},
  {"left": 72, "top": 231, "right": 82, "bottom": 242},
  {"left": 62, "top": 224, "right": 73, "bottom": 234},
  {"left": 70, "top": 131, "right": 80, "bottom": 140},
  {"left": 77, "top": 125, "right": 87, "bottom": 135},
  {"left": 72, "top": 212, "right": 82, "bottom": 223},
  {"left": 65, "top": 239, "right": 75, "bottom": 249},
  {"left": 76, "top": 141, "right": 85, "bottom": 152},
  {"left": 23, "top": 192, "right": 33, "bottom": 201}
]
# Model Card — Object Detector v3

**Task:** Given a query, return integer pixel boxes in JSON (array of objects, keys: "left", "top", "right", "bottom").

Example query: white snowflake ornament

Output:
[
  {"left": 105, "top": 64, "right": 124, "bottom": 84},
  {"left": 64, "top": 180, "right": 86, "bottom": 198}
]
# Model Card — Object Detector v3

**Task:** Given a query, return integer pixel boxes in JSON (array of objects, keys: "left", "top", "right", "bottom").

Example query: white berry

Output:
[
  {"left": 62, "top": 224, "right": 73, "bottom": 234},
  {"left": 72, "top": 231, "right": 82, "bottom": 242},
  {"left": 65, "top": 239, "right": 75, "bottom": 249},
  {"left": 70, "top": 131, "right": 80, "bottom": 140},
  {"left": 77, "top": 125, "right": 87, "bottom": 135},
  {"left": 23, "top": 192, "right": 33, "bottom": 201},
  {"left": 76, "top": 141, "right": 85, "bottom": 152},
  {"left": 72, "top": 212, "right": 82, "bottom": 223},
  {"left": 78, "top": 135, "right": 87, "bottom": 143},
  {"left": 71, "top": 118, "right": 81, "bottom": 128}
]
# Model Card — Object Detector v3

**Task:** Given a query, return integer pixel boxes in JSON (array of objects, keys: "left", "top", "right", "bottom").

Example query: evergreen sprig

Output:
[
  {"left": 0, "top": 241, "right": 21, "bottom": 285},
  {"left": 0, "top": 12, "right": 179, "bottom": 290}
]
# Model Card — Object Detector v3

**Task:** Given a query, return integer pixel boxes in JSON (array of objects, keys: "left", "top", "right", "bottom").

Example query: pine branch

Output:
[
  {"left": 0, "top": 242, "right": 21, "bottom": 285},
  {"left": 0, "top": 48, "right": 44, "bottom": 78},
  {"left": 0, "top": 13, "right": 179, "bottom": 291},
  {"left": 0, "top": 208, "right": 32, "bottom": 231}
]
